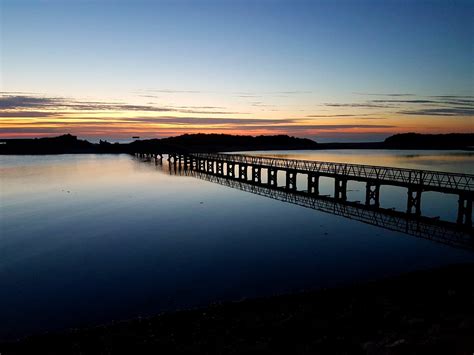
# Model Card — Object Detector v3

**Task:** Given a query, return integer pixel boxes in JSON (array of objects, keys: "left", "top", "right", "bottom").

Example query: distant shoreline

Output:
[
  {"left": 2, "top": 147, "right": 474, "bottom": 156},
  {"left": 1, "top": 133, "right": 473, "bottom": 155}
]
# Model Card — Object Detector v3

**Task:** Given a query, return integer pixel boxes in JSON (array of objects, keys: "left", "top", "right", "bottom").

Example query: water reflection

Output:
[
  {"left": 1, "top": 153, "right": 474, "bottom": 340},
  {"left": 161, "top": 159, "right": 474, "bottom": 251}
]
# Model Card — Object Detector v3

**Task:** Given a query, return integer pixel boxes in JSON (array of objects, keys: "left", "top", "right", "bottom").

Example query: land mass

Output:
[
  {"left": 1, "top": 263, "right": 473, "bottom": 354},
  {"left": 0, "top": 133, "right": 473, "bottom": 155}
]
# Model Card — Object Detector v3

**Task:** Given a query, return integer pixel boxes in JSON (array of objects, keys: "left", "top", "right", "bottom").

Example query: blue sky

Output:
[{"left": 1, "top": 0, "right": 473, "bottom": 141}]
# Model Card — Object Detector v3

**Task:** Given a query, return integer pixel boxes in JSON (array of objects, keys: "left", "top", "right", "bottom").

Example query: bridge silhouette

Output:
[{"left": 135, "top": 152, "right": 474, "bottom": 250}]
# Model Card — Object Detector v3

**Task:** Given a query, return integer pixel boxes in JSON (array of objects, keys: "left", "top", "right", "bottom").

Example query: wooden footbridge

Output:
[
  {"left": 137, "top": 151, "right": 473, "bottom": 230},
  {"left": 135, "top": 151, "right": 474, "bottom": 249}
]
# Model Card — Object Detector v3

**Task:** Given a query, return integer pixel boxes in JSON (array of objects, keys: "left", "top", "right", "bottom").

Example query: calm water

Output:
[{"left": 1, "top": 150, "right": 473, "bottom": 339}]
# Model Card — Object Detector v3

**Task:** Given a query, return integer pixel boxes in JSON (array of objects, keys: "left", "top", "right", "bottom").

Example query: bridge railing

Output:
[{"left": 190, "top": 153, "right": 474, "bottom": 193}]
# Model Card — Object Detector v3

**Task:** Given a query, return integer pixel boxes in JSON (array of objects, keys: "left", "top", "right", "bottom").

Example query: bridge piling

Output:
[
  {"left": 168, "top": 153, "right": 176, "bottom": 164},
  {"left": 407, "top": 188, "right": 422, "bottom": 215},
  {"left": 239, "top": 164, "right": 248, "bottom": 180},
  {"left": 216, "top": 161, "right": 224, "bottom": 175},
  {"left": 286, "top": 170, "right": 297, "bottom": 191},
  {"left": 365, "top": 182, "right": 380, "bottom": 207},
  {"left": 252, "top": 166, "right": 261, "bottom": 183},
  {"left": 457, "top": 194, "right": 473, "bottom": 226},
  {"left": 155, "top": 154, "right": 163, "bottom": 165},
  {"left": 308, "top": 173, "right": 319, "bottom": 195},
  {"left": 227, "top": 162, "right": 235, "bottom": 178},
  {"left": 268, "top": 168, "right": 278, "bottom": 187},
  {"left": 185, "top": 156, "right": 193, "bottom": 170},
  {"left": 335, "top": 178, "right": 347, "bottom": 201},
  {"left": 207, "top": 160, "right": 214, "bottom": 174},
  {"left": 198, "top": 158, "right": 205, "bottom": 171}
]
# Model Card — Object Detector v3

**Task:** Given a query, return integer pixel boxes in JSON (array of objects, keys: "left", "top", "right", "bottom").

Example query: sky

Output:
[{"left": 0, "top": 0, "right": 473, "bottom": 142}]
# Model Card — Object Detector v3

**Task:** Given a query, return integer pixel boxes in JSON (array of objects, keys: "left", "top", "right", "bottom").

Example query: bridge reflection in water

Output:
[{"left": 137, "top": 153, "right": 474, "bottom": 251}]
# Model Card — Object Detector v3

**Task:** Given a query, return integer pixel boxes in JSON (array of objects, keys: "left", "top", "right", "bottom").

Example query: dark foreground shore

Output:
[{"left": 1, "top": 263, "right": 473, "bottom": 355}]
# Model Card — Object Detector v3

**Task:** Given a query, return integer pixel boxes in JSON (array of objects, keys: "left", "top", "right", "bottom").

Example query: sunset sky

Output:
[{"left": 1, "top": 0, "right": 473, "bottom": 142}]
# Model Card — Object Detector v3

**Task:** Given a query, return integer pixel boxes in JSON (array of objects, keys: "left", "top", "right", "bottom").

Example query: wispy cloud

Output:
[
  {"left": 0, "top": 94, "right": 244, "bottom": 115},
  {"left": 142, "top": 89, "right": 203, "bottom": 94},
  {"left": 136, "top": 94, "right": 161, "bottom": 99},
  {"left": 0, "top": 111, "right": 58, "bottom": 117},
  {"left": 370, "top": 99, "right": 436, "bottom": 104},
  {"left": 429, "top": 95, "right": 474, "bottom": 99},
  {"left": 324, "top": 103, "right": 393, "bottom": 108},
  {"left": 250, "top": 102, "right": 276, "bottom": 108},
  {"left": 274, "top": 91, "right": 312, "bottom": 95},
  {"left": 370, "top": 99, "right": 474, "bottom": 106},
  {"left": 399, "top": 108, "right": 474, "bottom": 116},
  {"left": 0, "top": 95, "right": 61, "bottom": 109},
  {"left": 353, "top": 92, "right": 415, "bottom": 97},
  {"left": 244, "top": 124, "right": 395, "bottom": 131},
  {"left": 306, "top": 114, "right": 385, "bottom": 119},
  {"left": 324, "top": 95, "right": 474, "bottom": 117},
  {"left": 110, "top": 116, "right": 295, "bottom": 125}
]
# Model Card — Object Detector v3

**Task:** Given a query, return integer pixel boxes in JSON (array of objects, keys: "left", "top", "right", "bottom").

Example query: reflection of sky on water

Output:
[{"left": 1, "top": 152, "right": 473, "bottom": 339}]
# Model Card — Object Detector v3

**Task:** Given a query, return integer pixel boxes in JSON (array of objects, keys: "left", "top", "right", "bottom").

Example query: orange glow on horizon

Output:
[{"left": 1, "top": 95, "right": 472, "bottom": 141}]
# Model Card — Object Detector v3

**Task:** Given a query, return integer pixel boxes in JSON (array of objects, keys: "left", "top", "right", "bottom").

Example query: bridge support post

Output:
[
  {"left": 308, "top": 173, "right": 319, "bottom": 194},
  {"left": 268, "top": 168, "right": 278, "bottom": 187},
  {"left": 457, "top": 193, "right": 473, "bottom": 226},
  {"left": 335, "top": 178, "right": 347, "bottom": 201},
  {"left": 198, "top": 159, "right": 205, "bottom": 171},
  {"left": 216, "top": 161, "right": 223, "bottom": 175},
  {"left": 227, "top": 162, "right": 235, "bottom": 178},
  {"left": 168, "top": 153, "right": 176, "bottom": 165},
  {"left": 365, "top": 182, "right": 380, "bottom": 207},
  {"left": 207, "top": 160, "right": 214, "bottom": 174},
  {"left": 252, "top": 166, "right": 261, "bottom": 184},
  {"left": 406, "top": 188, "right": 422, "bottom": 215},
  {"left": 168, "top": 158, "right": 177, "bottom": 173},
  {"left": 286, "top": 170, "right": 297, "bottom": 191},
  {"left": 239, "top": 164, "right": 248, "bottom": 180},
  {"left": 185, "top": 155, "right": 192, "bottom": 170},
  {"left": 155, "top": 154, "right": 163, "bottom": 165}
]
